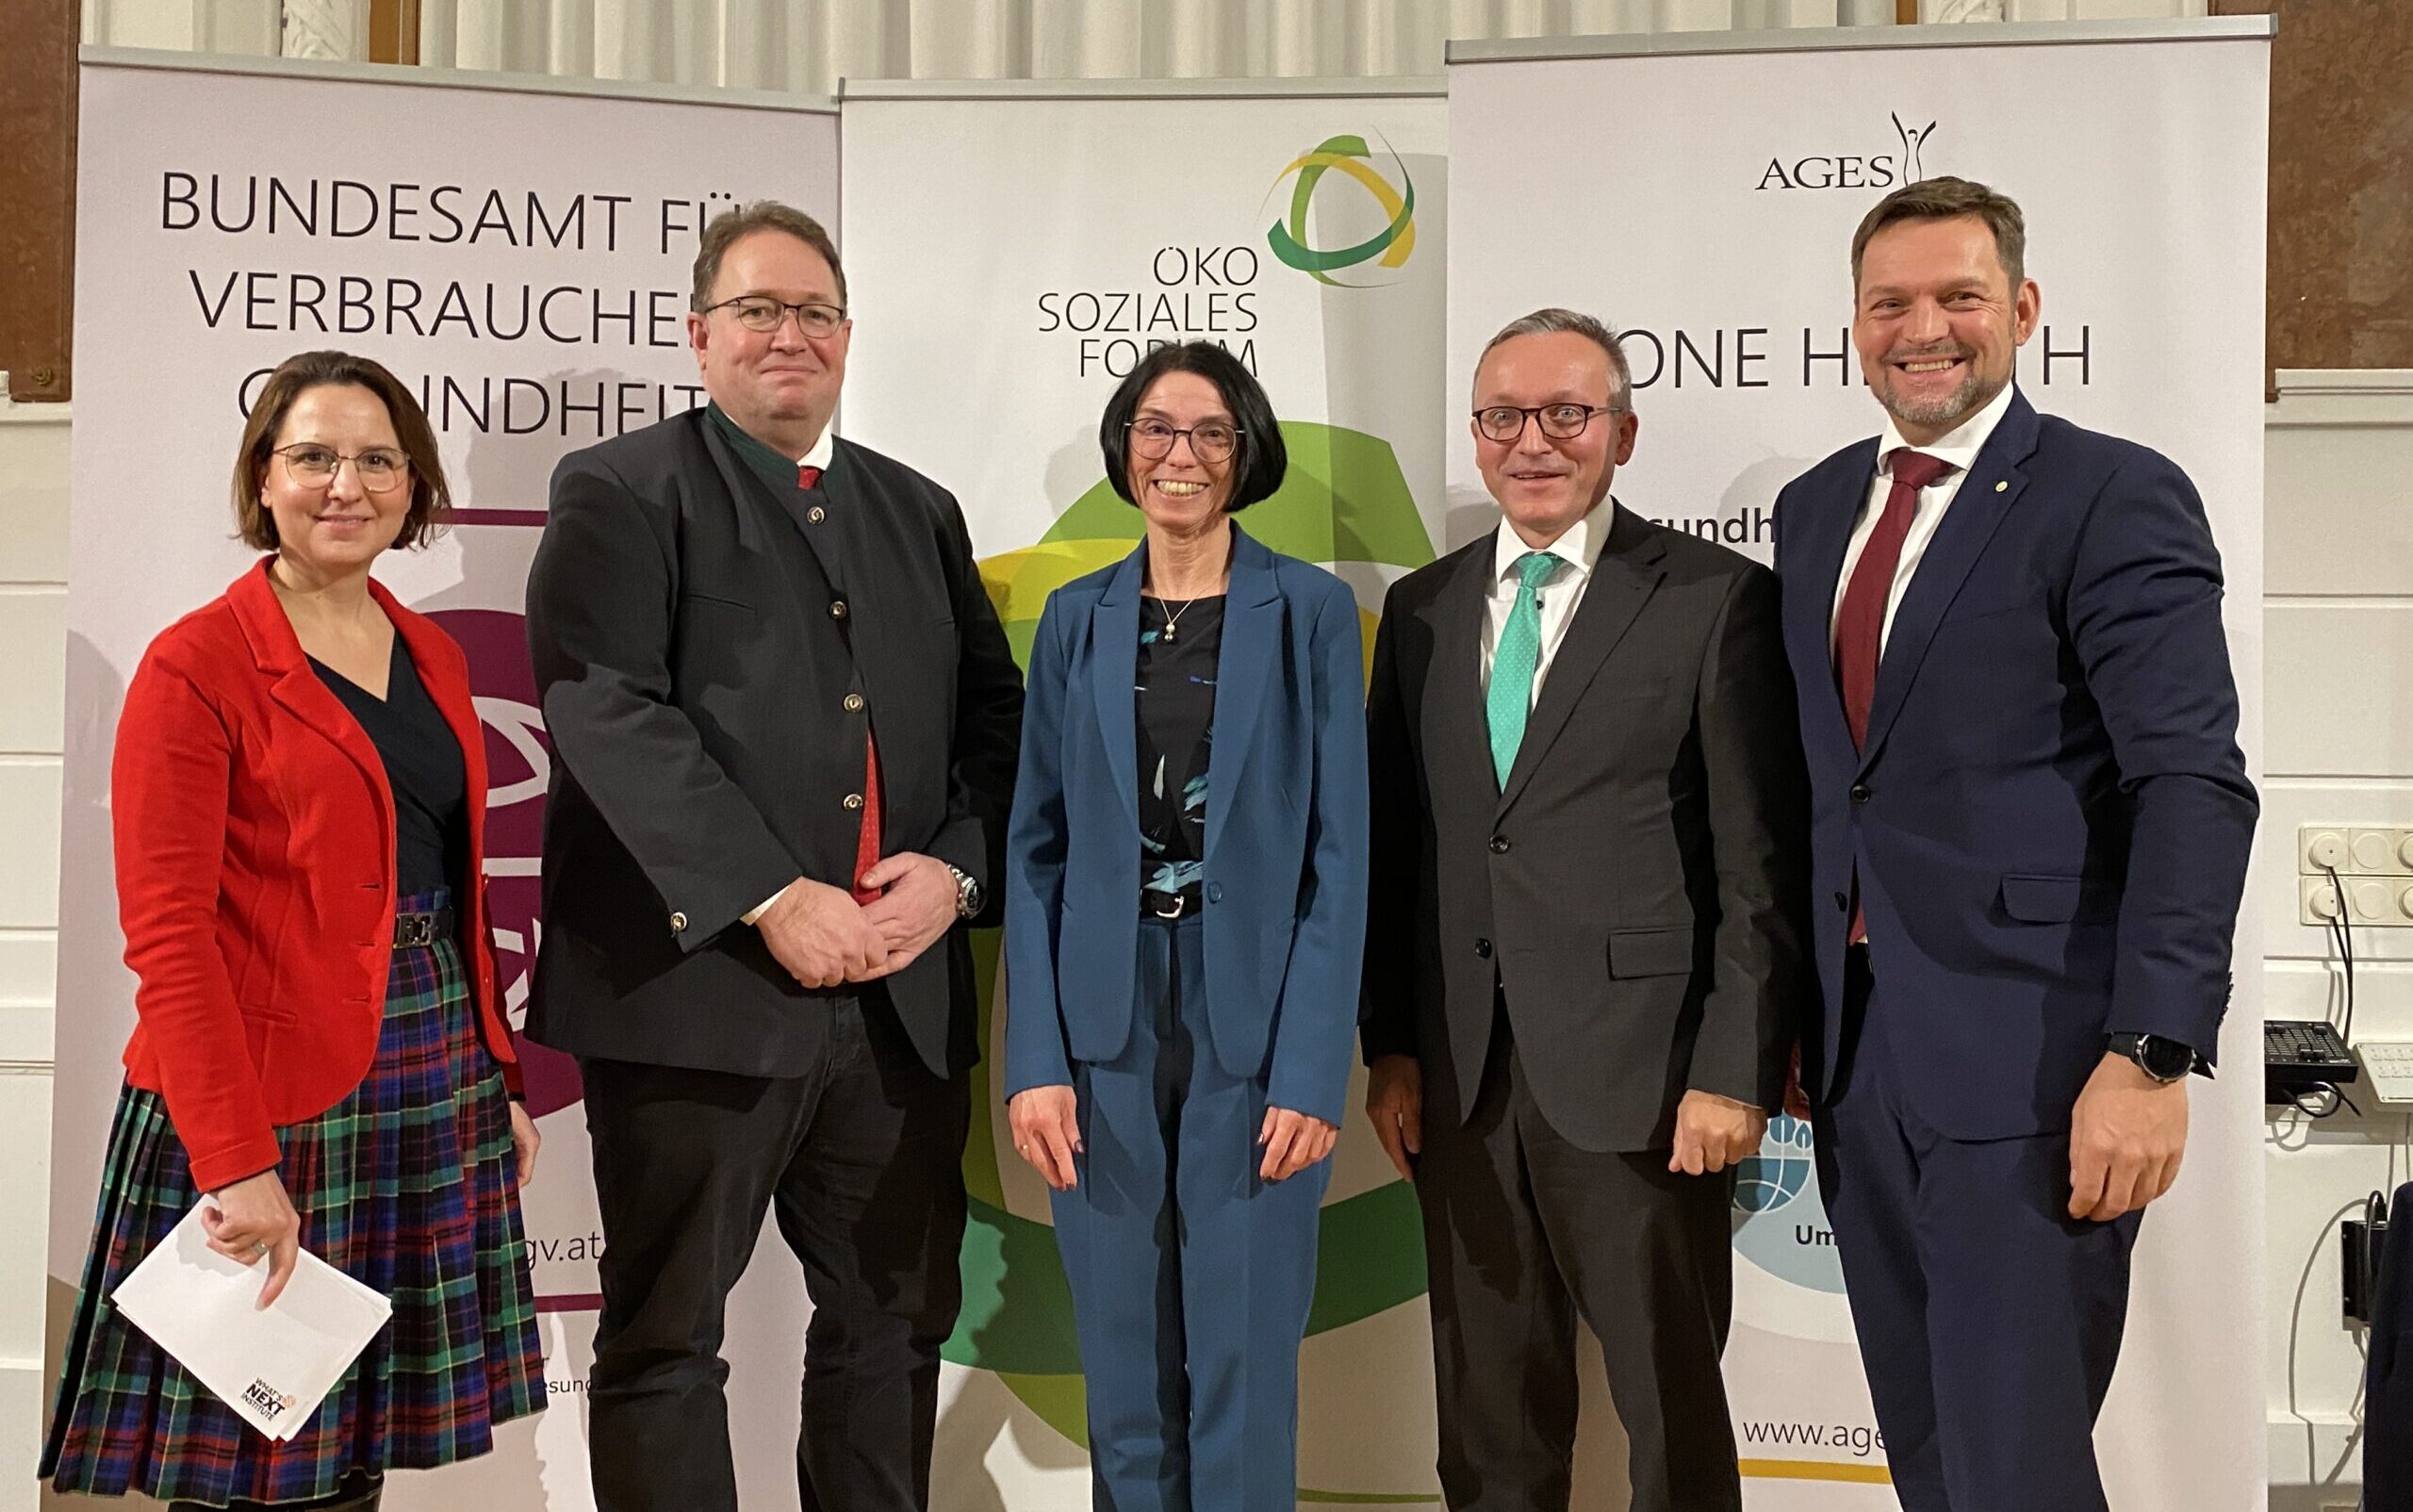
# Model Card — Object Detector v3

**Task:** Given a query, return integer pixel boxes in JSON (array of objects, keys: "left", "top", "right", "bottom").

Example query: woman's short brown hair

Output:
[{"left": 232, "top": 351, "right": 449, "bottom": 551}]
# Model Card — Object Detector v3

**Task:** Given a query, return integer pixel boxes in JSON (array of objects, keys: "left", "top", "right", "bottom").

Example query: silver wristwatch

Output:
[{"left": 945, "top": 864, "right": 981, "bottom": 920}]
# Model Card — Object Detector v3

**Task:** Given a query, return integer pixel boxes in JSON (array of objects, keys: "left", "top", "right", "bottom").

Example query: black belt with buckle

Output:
[
  {"left": 392, "top": 907, "right": 456, "bottom": 948},
  {"left": 1141, "top": 886, "right": 1203, "bottom": 920}
]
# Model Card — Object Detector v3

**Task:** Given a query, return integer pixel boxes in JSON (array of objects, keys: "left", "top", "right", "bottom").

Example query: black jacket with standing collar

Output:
[{"left": 524, "top": 407, "right": 1023, "bottom": 1078}]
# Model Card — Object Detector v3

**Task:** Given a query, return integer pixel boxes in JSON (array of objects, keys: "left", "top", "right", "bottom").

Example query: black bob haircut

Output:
[{"left": 1096, "top": 341, "right": 1288, "bottom": 514}]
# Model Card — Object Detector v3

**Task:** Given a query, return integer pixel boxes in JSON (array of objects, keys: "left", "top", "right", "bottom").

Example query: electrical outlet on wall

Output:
[
  {"left": 2302, "top": 827, "right": 2349, "bottom": 872},
  {"left": 2299, "top": 824, "right": 2413, "bottom": 927}
]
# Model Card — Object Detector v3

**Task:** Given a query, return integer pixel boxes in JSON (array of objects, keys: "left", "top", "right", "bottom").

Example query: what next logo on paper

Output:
[{"left": 242, "top": 1378, "right": 299, "bottom": 1421}]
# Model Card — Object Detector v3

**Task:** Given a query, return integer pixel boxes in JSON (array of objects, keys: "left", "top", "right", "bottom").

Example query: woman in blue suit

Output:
[{"left": 1004, "top": 341, "right": 1369, "bottom": 1510}]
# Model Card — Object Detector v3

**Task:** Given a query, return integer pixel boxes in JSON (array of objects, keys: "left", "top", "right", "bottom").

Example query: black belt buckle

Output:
[{"left": 392, "top": 908, "right": 451, "bottom": 948}]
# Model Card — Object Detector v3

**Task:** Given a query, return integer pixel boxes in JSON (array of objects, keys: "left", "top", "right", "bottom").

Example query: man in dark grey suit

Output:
[
  {"left": 1361, "top": 308, "right": 1810, "bottom": 1512},
  {"left": 524, "top": 203, "right": 1022, "bottom": 1512}
]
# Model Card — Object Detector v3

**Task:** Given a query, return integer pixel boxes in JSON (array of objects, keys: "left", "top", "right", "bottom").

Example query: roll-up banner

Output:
[
  {"left": 839, "top": 79, "right": 1457, "bottom": 1507},
  {"left": 54, "top": 51, "right": 838, "bottom": 1511},
  {"left": 1445, "top": 20, "right": 2269, "bottom": 1509}
]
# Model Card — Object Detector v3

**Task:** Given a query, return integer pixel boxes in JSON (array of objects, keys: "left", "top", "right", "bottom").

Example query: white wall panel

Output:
[
  {"left": 0, "top": 417, "right": 70, "bottom": 586},
  {"left": 0, "top": 591, "right": 66, "bottom": 757},
  {"left": 0, "top": 762, "right": 60, "bottom": 929},
  {"left": 0, "top": 935, "right": 57, "bottom": 1013},
  {"left": 83, "top": 0, "right": 280, "bottom": 54},
  {"left": 2257, "top": 375, "right": 2413, "bottom": 1504},
  {"left": 2267, "top": 377, "right": 2413, "bottom": 598},
  {"left": 2265, "top": 604, "right": 2413, "bottom": 778}
]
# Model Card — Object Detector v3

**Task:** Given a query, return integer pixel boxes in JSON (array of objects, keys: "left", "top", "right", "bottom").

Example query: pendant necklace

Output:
[{"left": 1151, "top": 595, "right": 1196, "bottom": 643}]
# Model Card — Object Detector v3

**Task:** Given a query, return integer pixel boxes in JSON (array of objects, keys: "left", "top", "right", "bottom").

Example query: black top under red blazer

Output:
[{"left": 113, "top": 560, "right": 519, "bottom": 1192}]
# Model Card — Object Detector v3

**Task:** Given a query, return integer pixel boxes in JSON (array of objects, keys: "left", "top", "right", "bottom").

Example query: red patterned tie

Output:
[
  {"left": 1835, "top": 448, "right": 1950, "bottom": 942},
  {"left": 799, "top": 463, "right": 884, "bottom": 904}
]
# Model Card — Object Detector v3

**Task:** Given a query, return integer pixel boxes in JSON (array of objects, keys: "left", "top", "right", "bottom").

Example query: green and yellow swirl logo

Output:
[{"left": 1266, "top": 133, "right": 1418, "bottom": 288}]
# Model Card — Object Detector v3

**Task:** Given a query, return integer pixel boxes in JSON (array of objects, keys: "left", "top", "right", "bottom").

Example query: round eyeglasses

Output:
[
  {"left": 271, "top": 443, "right": 409, "bottom": 493},
  {"left": 1126, "top": 419, "right": 1240, "bottom": 464}
]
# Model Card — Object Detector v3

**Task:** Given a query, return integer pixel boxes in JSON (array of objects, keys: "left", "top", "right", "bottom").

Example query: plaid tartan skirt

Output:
[{"left": 41, "top": 889, "right": 546, "bottom": 1506}]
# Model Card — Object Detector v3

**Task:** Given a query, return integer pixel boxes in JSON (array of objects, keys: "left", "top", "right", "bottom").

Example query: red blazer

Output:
[{"left": 115, "top": 559, "right": 520, "bottom": 1192}]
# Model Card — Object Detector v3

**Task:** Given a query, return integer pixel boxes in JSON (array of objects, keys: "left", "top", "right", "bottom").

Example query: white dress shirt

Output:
[
  {"left": 803, "top": 425, "right": 836, "bottom": 476},
  {"left": 1829, "top": 380, "right": 2018, "bottom": 655},
  {"left": 1479, "top": 495, "right": 1617, "bottom": 712}
]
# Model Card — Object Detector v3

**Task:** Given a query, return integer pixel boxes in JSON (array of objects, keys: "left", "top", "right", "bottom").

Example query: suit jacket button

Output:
[
  {"left": 844, "top": 793, "right": 865, "bottom": 811},
  {"left": 1833, "top": 891, "right": 1849, "bottom": 912},
  {"left": 670, "top": 912, "right": 688, "bottom": 932},
  {"left": 1850, "top": 783, "right": 1871, "bottom": 804},
  {"left": 830, "top": 600, "right": 848, "bottom": 619},
  {"left": 844, "top": 693, "right": 865, "bottom": 713},
  {"left": 1206, "top": 882, "right": 1223, "bottom": 904},
  {"left": 1474, "top": 937, "right": 1492, "bottom": 959},
  {"left": 1489, "top": 835, "right": 1510, "bottom": 854}
]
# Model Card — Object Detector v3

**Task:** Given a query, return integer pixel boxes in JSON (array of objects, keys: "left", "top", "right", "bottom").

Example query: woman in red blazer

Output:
[{"left": 42, "top": 351, "right": 545, "bottom": 1512}]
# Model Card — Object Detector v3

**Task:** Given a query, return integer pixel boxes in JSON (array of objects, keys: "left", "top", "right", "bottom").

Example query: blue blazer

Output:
[
  {"left": 1774, "top": 389, "right": 2257, "bottom": 1141},
  {"left": 1003, "top": 525, "right": 1369, "bottom": 1126}
]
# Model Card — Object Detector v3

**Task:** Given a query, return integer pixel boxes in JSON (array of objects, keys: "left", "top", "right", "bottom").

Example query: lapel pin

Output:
[{"left": 1994, "top": 481, "right": 2008, "bottom": 492}]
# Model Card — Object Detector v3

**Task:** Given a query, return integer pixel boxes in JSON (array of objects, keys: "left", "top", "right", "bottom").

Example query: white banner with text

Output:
[
  {"left": 1448, "top": 27, "right": 2269, "bottom": 1510},
  {"left": 53, "top": 56, "right": 839, "bottom": 1512}
]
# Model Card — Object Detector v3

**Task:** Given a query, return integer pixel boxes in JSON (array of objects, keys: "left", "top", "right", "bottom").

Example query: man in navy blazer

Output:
[{"left": 1773, "top": 177, "right": 2257, "bottom": 1512}]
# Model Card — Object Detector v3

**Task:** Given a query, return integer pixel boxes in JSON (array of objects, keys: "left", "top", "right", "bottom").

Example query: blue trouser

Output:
[
  {"left": 1813, "top": 945, "right": 2141, "bottom": 1512},
  {"left": 1051, "top": 914, "right": 1329, "bottom": 1512}
]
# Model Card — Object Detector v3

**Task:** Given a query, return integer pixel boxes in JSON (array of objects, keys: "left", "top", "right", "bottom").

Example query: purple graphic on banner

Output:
[{"left": 425, "top": 607, "right": 584, "bottom": 1119}]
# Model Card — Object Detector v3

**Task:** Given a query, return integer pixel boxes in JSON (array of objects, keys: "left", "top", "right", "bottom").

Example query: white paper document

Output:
[{"left": 109, "top": 1202, "right": 393, "bottom": 1441}]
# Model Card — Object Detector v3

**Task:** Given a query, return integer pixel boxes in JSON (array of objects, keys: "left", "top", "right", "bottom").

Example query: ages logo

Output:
[{"left": 1754, "top": 111, "right": 1938, "bottom": 192}]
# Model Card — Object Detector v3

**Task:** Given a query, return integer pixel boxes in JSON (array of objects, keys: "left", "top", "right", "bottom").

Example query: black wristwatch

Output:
[
  {"left": 945, "top": 864, "right": 982, "bottom": 920},
  {"left": 2107, "top": 1032, "right": 2195, "bottom": 1085}
]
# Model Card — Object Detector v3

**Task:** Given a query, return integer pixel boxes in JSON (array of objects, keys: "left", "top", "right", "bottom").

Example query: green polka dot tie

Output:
[{"left": 1487, "top": 550, "right": 1560, "bottom": 787}]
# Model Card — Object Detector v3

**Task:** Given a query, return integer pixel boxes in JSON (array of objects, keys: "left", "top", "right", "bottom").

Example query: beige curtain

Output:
[
  {"left": 416, "top": 0, "right": 1906, "bottom": 90},
  {"left": 84, "top": 0, "right": 2206, "bottom": 88}
]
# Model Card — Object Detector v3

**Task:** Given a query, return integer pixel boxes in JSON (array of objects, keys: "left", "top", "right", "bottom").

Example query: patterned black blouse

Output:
[{"left": 1134, "top": 594, "right": 1224, "bottom": 895}]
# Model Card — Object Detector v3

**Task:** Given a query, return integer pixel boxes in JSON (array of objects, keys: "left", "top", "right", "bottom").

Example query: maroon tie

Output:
[
  {"left": 1833, "top": 449, "right": 1950, "bottom": 748},
  {"left": 1835, "top": 448, "right": 1949, "bottom": 943},
  {"left": 799, "top": 463, "right": 884, "bottom": 903}
]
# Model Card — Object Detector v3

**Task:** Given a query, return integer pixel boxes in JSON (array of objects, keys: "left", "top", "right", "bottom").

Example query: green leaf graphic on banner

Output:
[
  {"left": 1040, "top": 421, "right": 1434, "bottom": 568},
  {"left": 948, "top": 419, "right": 1438, "bottom": 1503}
]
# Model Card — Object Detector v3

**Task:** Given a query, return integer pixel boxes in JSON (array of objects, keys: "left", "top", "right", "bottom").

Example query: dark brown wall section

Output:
[
  {"left": 2215, "top": 0, "right": 2413, "bottom": 388},
  {"left": 0, "top": 0, "right": 77, "bottom": 402}
]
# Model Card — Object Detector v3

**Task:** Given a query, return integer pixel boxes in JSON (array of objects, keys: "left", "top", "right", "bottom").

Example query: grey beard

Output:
[{"left": 1878, "top": 369, "right": 2001, "bottom": 433}]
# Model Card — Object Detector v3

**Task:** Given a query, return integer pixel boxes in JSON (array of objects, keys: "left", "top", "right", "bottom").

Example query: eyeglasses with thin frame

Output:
[
  {"left": 1472, "top": 403, "right": 1625, "bottom": 444},
  {"left": 271, "top": 443, "right": 410, "bottom": 494},
  {"left": 1126, "top": 419, "right": 1241, "bottom": 465},
  {"left": 700, "top": 295, "right": 848, "bottom": 338}
]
